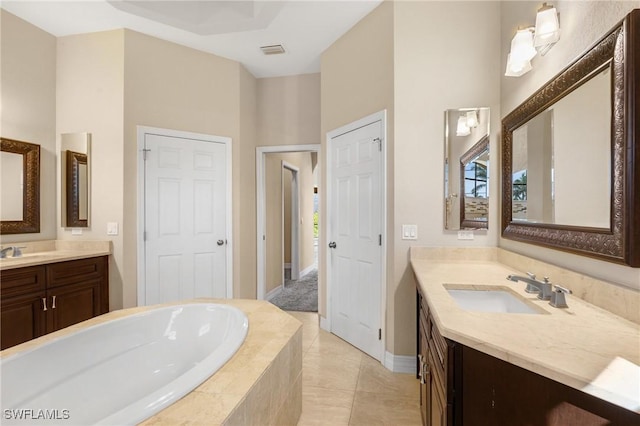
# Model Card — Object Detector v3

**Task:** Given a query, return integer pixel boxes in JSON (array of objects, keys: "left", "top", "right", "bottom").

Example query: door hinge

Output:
[
  {"left": 373, "top": 137, "right": 382, "bottom": 152},
  {"left": 378, "top": 328, "right": 382, "bottom": 340},
  {"left": 379, "top": 234, "right": 382, "bottom": 246},
  {"left": 142, "top": 148, "right": 151, "bottom": 160}
]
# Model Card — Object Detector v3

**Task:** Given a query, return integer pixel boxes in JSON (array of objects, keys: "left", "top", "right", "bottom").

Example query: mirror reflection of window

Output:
[{"left": 464, "top": 160, "right": 488, "bottom": 198}]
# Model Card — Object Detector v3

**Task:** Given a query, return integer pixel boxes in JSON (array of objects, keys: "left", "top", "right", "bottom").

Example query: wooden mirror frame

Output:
[
  {"left": 0, "top": 138, "right": 40, "bottom": 234},
  {"left": 66, "top": 150, "right": 88, "bottom": 227},
  {"left": 501, "top": 10, "right": 639, "bottom": 267},
  {"left": 460, "top": 135, "right": 489, "bottom": 230}
]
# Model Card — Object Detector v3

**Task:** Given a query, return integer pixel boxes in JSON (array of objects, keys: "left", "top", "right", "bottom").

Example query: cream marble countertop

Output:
[
  {"left": 411, "top": 253, "right": 640, "bottom": 413},
  {"left": 0, "top": 240, "right": 111, "bottom": 270}
]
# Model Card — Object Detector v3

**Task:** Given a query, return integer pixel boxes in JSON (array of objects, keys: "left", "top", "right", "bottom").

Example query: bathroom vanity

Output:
[
  {"left": 412, "top": 248, "right": 639, "bottom": 426},
  {"left": 0, "top": 242, "right": 111, "bottom": 350}
]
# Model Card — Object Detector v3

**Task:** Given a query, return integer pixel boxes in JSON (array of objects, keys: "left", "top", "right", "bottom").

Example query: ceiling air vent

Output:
[{"left": 260, "top": 44, "right": 286, "bottom": 55}]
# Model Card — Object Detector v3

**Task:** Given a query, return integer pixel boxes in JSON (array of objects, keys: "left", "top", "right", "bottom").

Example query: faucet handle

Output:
[
  {"left": 526, "top": 272, "right": 536, "bottom": 280},
  {"left": 549, "top": 285, "right": 572, "bottom": 308},
  {"left": 11, "top": 246, "right": 26, "bottom": 257},
  {"left": 543, "top": 277, "right": 550, "bottom": 283}
]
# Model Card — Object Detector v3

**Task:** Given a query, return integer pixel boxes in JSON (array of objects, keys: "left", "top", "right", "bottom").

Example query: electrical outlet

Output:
[
  {"left": 71, "top": 228, "right": 83, "bottom": 236},
  {"left": 458, "top": 230, "right": 474, "bottom": 240},
  {"left": 402, "top": 224, "right": 418, "bottom": 240}
]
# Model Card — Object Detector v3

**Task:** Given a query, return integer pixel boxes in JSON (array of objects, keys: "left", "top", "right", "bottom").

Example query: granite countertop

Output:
[
  {"left": 0, "top": 240, "right": 111, "bottom": 270},
  {"left": 411, "top": 255, "right": 640, "bottom": 413}
]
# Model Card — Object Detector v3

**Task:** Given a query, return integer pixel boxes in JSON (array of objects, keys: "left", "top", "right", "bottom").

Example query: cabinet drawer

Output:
[
  {"left": 1, "top": 266, "right": 46, "bottom": 297},
  {"left": 47, "top": 257, "right": 105, "bottom": 288}
]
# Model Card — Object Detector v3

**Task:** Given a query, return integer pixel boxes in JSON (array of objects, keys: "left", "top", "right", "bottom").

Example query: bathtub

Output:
[{"left": 0, "top": 303, "right": 249, "bottom": 425}]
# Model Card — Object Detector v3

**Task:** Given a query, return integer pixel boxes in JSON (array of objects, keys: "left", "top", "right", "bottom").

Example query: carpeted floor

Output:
[{"left": 268, "top": 268, "right": 318, "bottom": 312}]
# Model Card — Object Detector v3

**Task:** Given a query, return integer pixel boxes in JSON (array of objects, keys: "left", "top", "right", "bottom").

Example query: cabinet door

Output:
[
  {"left": 47, "top": 280, "right": 101, "bottom": 333},
  {"left": 1, "top": 292, "right": 47, "bottom": 350}
]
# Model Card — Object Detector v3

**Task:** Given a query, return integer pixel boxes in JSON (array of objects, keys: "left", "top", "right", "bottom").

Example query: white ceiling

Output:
[{"left": 1, "top": 0, "right": 383, "bottom": 78}]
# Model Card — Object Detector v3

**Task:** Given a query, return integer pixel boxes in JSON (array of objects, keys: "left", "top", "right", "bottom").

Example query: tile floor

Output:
[{"left": 287, "top": 311, "right": 422, "bottom": 426}]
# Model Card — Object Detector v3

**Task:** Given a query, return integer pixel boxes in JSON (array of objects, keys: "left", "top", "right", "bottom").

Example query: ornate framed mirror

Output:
[
  {"left": 0, "top": 137, "right": 40, "bottom": 234},
  {"left": 501, "top": 10, "right": 639, "bottom": 267},
  {"left": 66, "top": 150, "right": 88, "bottom": 227}
]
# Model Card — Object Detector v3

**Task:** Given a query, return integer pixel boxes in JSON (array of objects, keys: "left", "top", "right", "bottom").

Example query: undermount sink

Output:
[{"left": 446, "top": 286, "right": 544, "bottom": 315}]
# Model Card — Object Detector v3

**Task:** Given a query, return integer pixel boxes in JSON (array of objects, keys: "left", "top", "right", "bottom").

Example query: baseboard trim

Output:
[
  {"left": 319, "top": 315, "right": 330, "bottom": 332},
  {"left": 265, "top": 285, "right": 283, "bottom": 301},
  {"left": 383, "top": 352, "right": 415, "bottom": 374},
  {"left": 299, "top": 264, "right": 316, "bottom": 278}
]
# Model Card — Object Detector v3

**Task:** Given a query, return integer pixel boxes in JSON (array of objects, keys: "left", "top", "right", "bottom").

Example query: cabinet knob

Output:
[{"left": 42, "top": 298, "right": 47, "bottom": 311}]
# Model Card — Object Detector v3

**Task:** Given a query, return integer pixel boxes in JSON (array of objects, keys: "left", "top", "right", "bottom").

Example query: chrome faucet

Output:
[
  {"left": 0, "top": 246, "right": 26, "bottom": 258},
  {"left": 507, "top": 272, "right": 553, "bottom": 301},
  {"left": 0, "top": 246, "right": 13, "bottom": 258}
]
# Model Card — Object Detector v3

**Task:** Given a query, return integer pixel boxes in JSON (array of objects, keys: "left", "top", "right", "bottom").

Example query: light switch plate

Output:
[
  {"left": 107, "top": 222, "right": 119, "bottom": 236},
  {"left": 402, "top": 224, "right": 418, "bottom": 240},
  {"left": 71, "top": 228, "right": 83, "bottom": 236},
  {"left": 458, "top": 230, "right": 474, "bottom": 240}
]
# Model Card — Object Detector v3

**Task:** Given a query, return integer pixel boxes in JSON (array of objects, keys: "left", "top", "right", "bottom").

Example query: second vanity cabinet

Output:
[
  {"left": 416, "top": 286, "right": 640, "bottom": 426},
  {"left": 417, "top": 288, "right": 461, "bottom": 426},
  {"left": 1, "top": 256, "right": 109, "bottom": 350}
]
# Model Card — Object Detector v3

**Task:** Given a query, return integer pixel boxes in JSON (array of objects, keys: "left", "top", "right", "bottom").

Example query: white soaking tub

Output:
[{"left": 0, "top": 303, "right": 249, "bottom": 425}]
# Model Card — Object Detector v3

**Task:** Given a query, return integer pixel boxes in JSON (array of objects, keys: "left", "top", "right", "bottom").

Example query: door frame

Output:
[
  {"left": 282, "top": 161, "right": 300, "bottom": 282},
  {"left": 256, "top": 144, "right": 321, "bottom": 300},
  {"left": 324, "top": 110, "right": 387, "bottom": 359},
  {"left": 136, "top": 126, "right": 233, "bottom": 306}
]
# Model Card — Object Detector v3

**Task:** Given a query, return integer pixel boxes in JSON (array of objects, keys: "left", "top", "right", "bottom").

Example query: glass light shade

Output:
[
  {"left": 505, "top": 53, "right": 532, "bottom": 77},
  {"left": 466, "top": 111, "right": 479, "bottom": 128},
  {"left": 534, "top": 6, "right": 560, "bottom": 47},
  {"left": 456, "top": 116, "right": 471, "bottom": 136},
  {"left": 510, "top": 29, "right": 537, "bottom": 63}
]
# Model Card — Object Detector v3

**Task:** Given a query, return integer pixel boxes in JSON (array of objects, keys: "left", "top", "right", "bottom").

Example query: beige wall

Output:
[
  {"left": 321, "top": 1, "right": 395, "bottom": 323},
  {"left": 56, "top": 30, "right": 126, "bottom": 309},
  {"left": 265, "top": 152, "right": 316, "bottom": 294},
  {"left": 321, "top": 0, "right": 502, "bottom": 356},
  {"left": 122, "top": 30, "right": 247, "bottom": 307},
  {"left": 500, "top": 1, "right": 640, "bottom": 289},
  {"left": 257, "top": 74, "right": 321, "bottom": 147},
  {"left": 1, "top": 10, "right": 57, "bottom": 243}
]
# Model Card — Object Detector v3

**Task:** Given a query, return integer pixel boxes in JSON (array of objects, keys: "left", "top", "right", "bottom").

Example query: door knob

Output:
[
  {"left": 217, "top": 240, "right": 225, "bottom": 246},
  {"left": 328, "top": 242, "right": 337, "bottom": 249}
]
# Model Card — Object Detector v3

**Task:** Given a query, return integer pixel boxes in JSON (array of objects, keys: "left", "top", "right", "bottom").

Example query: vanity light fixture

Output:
[
  {"left": 534, "top": 3, "right": 561, "bottom": 54},
  {"left": 456, "top": 115, "right": 471, "bottom": 137},
  {"left": 505, "top": 3, "right": 561, "bottom": 77},
  {"left": 466, "top": 110, "right": 479, "bottom": 129},
  {"left": 505, "top": 29, "right": 537, "bottom": 77}
]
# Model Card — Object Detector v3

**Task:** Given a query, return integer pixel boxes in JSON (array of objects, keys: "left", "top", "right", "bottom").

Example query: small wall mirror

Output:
[
  {"left": 444, "top": 107, "right": 490, "bottom": 230},
  {"left": 61, "top": 133, "right": 91, "bottom": 228},
  {"left": 0, "top": 138, "right": 41, "bottom": 234}
]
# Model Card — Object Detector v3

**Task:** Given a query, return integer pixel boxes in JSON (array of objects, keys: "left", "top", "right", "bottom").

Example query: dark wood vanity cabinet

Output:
[
  {"left": 1, "top": 256, "right": 109, "bottom": 350},
  {"left": 417, "top": 288, "right": 461, "bottom": 426},
  {"left": 416, "top": 287, "right": 640, "bottom": 426}
]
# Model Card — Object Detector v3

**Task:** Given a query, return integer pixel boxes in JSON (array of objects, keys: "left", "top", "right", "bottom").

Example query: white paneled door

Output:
[
  {"left": 143, "top": 133, "right": 227, "bottom": 305},
  {"left": 329, "top": 119, "right": 383, "bottom": 361}
]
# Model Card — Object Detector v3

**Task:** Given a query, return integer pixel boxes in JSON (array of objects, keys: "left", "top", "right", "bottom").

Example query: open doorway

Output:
[{"left": 256, "top": 145, "right": 320, "bottom": 312}]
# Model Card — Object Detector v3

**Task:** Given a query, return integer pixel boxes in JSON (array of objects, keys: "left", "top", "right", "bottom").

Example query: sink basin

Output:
[{"left": 446, "top": 287, "right": 544, "bottom": 314}]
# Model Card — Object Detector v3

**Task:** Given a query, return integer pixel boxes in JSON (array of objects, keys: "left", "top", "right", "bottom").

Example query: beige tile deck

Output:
[{"left": 288, "top": 312, "right": 421, "bottom": 426}]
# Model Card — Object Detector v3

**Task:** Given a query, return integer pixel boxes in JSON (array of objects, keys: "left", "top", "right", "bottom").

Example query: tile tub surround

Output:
[
  {"left": 0, "top": 299, "right": 303, "bottom": 426},
  {"left": 0, "top": 239, "right": 112, "bottom": 270},
  {"left": 410, "top": 248, "right": 640, "bottom": 413}
]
